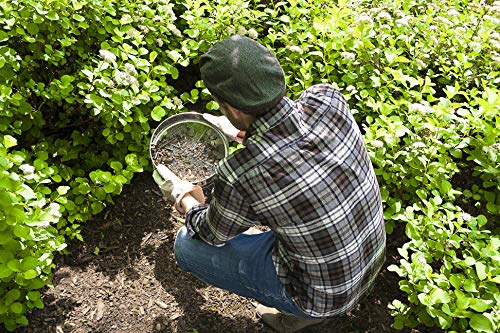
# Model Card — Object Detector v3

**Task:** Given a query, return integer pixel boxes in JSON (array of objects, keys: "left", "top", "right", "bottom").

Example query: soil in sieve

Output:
[{"left": 152, "top": 130, "right": 221, "bottom": 183}]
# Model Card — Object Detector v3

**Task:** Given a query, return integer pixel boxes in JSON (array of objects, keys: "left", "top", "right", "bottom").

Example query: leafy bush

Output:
[
  {"left": 0, "top": 136, "right": 66, "bottom": 329},
  {"left": 0, "top": 0, "right": 498, "bottom": 331},
  {"left": 388, "top": 204, "right": 499, "bottom": 332},
  {"left": 0, "top": 0, "right": 182, "bottom": 329}
]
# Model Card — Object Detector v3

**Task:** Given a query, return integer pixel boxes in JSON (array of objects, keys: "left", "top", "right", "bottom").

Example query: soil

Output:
[
  {"left": 14, "top": 173, "right": 440, "bottom": 333},
  {"left": 152, "top": 124, "right": 223, "bottom": 183}
]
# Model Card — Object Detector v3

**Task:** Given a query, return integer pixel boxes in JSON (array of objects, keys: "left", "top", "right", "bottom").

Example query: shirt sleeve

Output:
[{"left": 185, "top": 176, "right": 257, "bottom": 246}]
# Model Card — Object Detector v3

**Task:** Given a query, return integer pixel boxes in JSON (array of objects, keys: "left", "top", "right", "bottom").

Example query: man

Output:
[{"left": 153, "top": 35, "right": 386, "bottom": 333}]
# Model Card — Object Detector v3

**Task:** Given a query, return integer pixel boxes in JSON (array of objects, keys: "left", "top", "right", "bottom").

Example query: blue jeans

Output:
[{"left": 174, "top": 227, "right": 314, "bottom": 318}]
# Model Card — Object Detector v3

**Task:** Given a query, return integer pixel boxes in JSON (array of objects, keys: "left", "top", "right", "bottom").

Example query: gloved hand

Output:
[
  {"left": 152, "top": 164, "right": 205, "bottom": 214},
  {"left": 203, "top": 114, "right": 245, "bottom": 143}
]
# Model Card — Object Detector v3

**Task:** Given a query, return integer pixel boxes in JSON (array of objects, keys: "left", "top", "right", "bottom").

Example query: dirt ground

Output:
[{"left": 14, "top": 172, "right": 439, "bottom": 333}]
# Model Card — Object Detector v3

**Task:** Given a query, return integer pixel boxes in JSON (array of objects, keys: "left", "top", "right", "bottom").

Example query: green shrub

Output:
[
  {"left": 388, "top": 203, "right": 499, "bottom": 332},
  {"left": 0, "top": 0, "right": 498, "bottom": 331},
  {"left": 0, "top": 0, "right": 183, "bottom": 329},
  {"left": 0, "top": 136, "right": 66, "bottom": 330}
]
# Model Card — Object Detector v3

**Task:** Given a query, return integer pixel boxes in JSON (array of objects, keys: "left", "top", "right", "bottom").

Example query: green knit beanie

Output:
[{"left": 199, "top": 35, "right": 286, "bottom": 114}]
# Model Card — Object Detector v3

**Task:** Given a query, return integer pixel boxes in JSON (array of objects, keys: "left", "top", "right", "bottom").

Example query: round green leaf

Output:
[
  {"left": 10, "top": 302, "right": 23, "bottom": 314},
  {"left": 429, "top": 288, "right": 451, "bottom": 304},
  {"left": 469, "top": 314, "right": 494, "bottom": 333},
  {"left": 15, "top": 27, "right": 26, "bottom": 36},
  {"left": 120, "top": 15, "right": 133, "bottom": 25},
  {"left": 91, "top": 202, "right": 103, "bottom": 214},
  {"left": 47, "top": 11, "right": 59, "bottom": 20},
  {"left": 0, "top": 249, "right": 12, "bottom": 264},
  {"left": 34, "top": 299, "right": 44, "bottom": 309},
  {"left": 52, "top": 174, "right": 62, "bottom": 182},
  {"left": 0, "top": 31, "right": 9, "bottom": 42},
  {"left": 101, "top": 171, "right": 112, "bottom": 182},
  {"left": 464, "top": 279, "right": 478, "bottom": 292},
  {"left": 206, "top": 101, "right": 219, "bottom": 111},
  {"left": 27, "top": 291, "right": 41, "bottom": 302},
  {"left": 103, "top": 182, "right": 116, "bottom": 193},
  {"left": 13, "top": 225, "right": 30, "bottom": 239},
  {"left": 16, "top": 315, "right": 28, "bottom": 325},
  {"left": 26, "top": 23, "right": 39, "bottom": 35},
  {"left": 469, "top": 299, "right": 493, "bottom": 312},
  {"left": 20, "top": 256, "right": 38, "bottom": 271},
  {"left": 7, "top": 259, "right": 21, "bottom": 272},
  {"left": 94, "top": 188, "right": 106, "bottom": 201},
  {"left": 110, "top": 161, "right": 123, "bottom": 171},
  {"left": 475, "top": 262, "right": 487, "bottom": 280},
  {"left": 477, "top": 215, "right": 487, "bottom": 227},
  {"left": 23, "top": 269, "right": 37, "bottom": 279},
  {"left": 57, "top": 186, "right": 70, "bottom": 195},
  {"left": 5, "top": 289, "right": 20, "bottom": 304},
  {"left": 73, "top": 14, "right": 85, "bottom": 22},
  {"left": 3, "top": 135, "right": 17, "bottom": 148},
  {"left": 78, "top": 183, "right": 91, "bottom": 194},
  {"left": 151, "top": 106, "right": 166, "bottom": 121},
  {"left": 0, "top": 263, "right": 12, "bottom": 278}
]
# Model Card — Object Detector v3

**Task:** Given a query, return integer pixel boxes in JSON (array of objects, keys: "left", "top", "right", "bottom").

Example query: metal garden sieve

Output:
[{"left": 149, "top": 112, "right": 229, "bottom": 187}]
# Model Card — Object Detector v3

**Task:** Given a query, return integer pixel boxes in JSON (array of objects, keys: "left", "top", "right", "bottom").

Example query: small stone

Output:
[
  {"left": 96, "top": 300, "right": 106, "bottom": 321},
  {"left": 155, "top": 300, "right": 168, "bottom": 309},
  {"left": 170, "top": 313, "right": 182, "bottom": 320}
]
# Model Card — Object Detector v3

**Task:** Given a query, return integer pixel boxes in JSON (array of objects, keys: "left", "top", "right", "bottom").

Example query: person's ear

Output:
[{"left": 226, "top": 103, "right": 241, "bottom": 119}]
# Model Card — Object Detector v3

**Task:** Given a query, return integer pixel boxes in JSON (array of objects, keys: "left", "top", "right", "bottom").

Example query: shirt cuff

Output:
[{"left": 185, "top": 203, "right": 209, "bottom": 237}]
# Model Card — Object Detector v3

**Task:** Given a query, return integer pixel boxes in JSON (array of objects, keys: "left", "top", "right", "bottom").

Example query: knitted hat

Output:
[{"left": 199, "top": 35, "right": 286, "bottom": 114}]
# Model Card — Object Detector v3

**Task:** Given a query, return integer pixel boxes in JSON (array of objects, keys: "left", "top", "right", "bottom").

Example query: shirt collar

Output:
[{"left": 243, "top": 97, "right": 295, "bottom": 143}]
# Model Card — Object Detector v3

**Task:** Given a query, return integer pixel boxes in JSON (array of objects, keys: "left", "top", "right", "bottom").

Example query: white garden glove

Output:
[
  {"left": 152, "top": 164, "right": 205, "bottom": 214},
  {"left": 203, "top": 114, "right": 245, "bottom": 143}
]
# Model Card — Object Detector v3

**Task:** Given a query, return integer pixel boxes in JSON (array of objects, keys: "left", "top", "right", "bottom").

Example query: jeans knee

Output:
[{"left": 173, "top": 227, "right": 189, "bottom": 271}]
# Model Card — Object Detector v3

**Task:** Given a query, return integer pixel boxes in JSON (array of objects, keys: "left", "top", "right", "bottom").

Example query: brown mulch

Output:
[{"left": 13, "top": 172, "right": 437, "bottom": 333}]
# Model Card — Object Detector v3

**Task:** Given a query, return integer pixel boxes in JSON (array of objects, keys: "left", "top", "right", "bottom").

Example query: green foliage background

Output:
[{"left": 0, "top": 0, "right": 498, "bottom": 331}]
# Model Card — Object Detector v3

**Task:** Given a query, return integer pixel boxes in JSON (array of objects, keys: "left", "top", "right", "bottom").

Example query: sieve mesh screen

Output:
[{"left": 150, "top": 120, "right": 226, "bottom": 183}]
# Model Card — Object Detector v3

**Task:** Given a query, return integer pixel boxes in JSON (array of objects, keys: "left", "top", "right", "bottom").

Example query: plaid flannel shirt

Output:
[{"left": 186, "top": 84, "right": 386, "bottom": 317}]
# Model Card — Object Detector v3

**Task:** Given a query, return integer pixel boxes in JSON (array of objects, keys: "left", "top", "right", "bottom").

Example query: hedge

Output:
[{"left": 0, "top": 0, "right": 498, "bottom": 331}]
